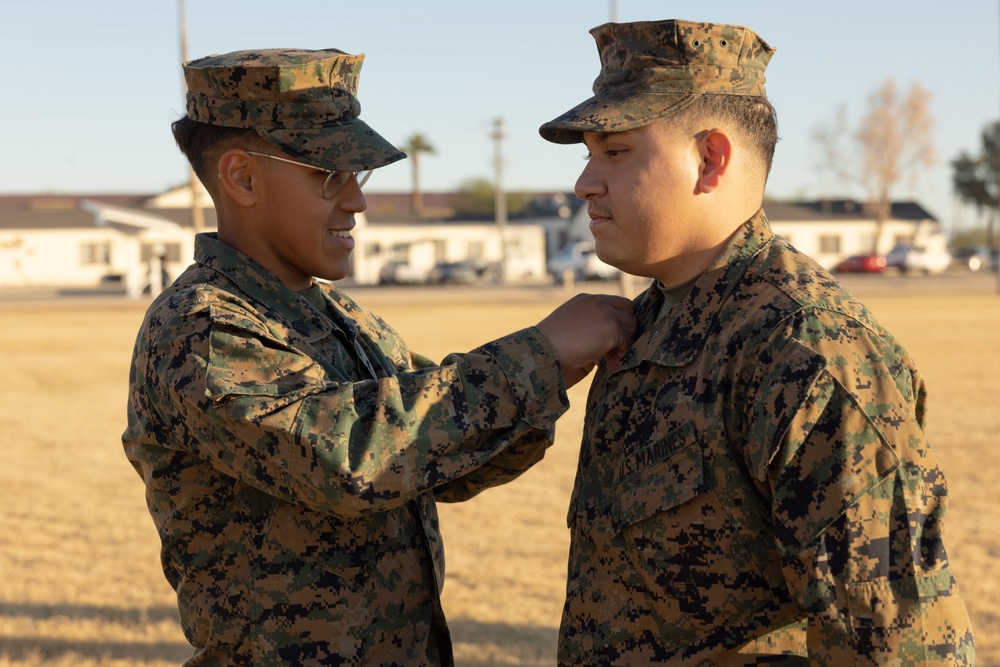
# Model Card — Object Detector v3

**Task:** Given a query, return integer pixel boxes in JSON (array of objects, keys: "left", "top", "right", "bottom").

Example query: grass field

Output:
[{"left": 1, "top": 280, "right": 997, "bottom": 665}]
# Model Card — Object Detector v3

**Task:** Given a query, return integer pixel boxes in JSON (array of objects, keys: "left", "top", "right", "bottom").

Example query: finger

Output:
[
  {"left": 618, "top": 311, "right": 638, "bottom": 336},
  {"left": 603, "top": 349, "right": 623, "bottom": 372},
  {"left": 594, "top": 294, "right": 634, "bottom": 314},
  {"left": 562, "top": 362, "right": 594, "bottom": 389},
  {"left": 608, "top": 295, "right": 635, "bottom": 312},
  {"left": 611, "top": 309, "right": 638, "bottom": 339}
]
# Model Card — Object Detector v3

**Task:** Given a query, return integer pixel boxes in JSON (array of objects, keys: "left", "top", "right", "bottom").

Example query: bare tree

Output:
[
  {"left": 401, "top": 132, "right": 435, "bottom": 217},
  {"left": 813, "top": 79, "right": 936, "bottom": 251}
]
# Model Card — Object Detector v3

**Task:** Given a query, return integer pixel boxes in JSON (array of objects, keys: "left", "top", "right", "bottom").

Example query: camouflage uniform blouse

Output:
[
  {"left": 559, "top": 211, "right": 974, "bottom": 665},
  {"left": 124, "top": 233, "right": 568, "bottom": 667}
]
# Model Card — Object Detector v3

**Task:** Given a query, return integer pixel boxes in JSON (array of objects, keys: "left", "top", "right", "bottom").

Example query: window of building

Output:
[
  {"left": 80, "top": 242, "right": 111, "bottom": 265},
  {"left": 818, "top": 235, "right": 841, "bottom": 254},
  {"left": 466, "top": 240, "right": 485, "bottom": 260},
  {"left": 390, "top": 244, "right": 410, "bottom": 261},
  {"left": 140, "top": 243, "right": 181, "bottom": 262}
]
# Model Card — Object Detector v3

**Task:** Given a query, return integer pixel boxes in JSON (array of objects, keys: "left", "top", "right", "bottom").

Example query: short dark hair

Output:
[
  {"left": 680, "top": 94, "right": 779, "bottom": 178},
  {"left": 171, "top": 116, "right": 267, "bottom": 185}
]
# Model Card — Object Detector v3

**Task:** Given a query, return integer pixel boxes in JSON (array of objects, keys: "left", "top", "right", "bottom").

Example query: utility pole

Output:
[
  {"left": 492, "top": 118, "right": 508, "bottom": 282},
  {"left": 608, "top": 0, "right": 636, "bottom": 298},
  {"left": 178, "top": 0, "right": 204, "bottom": 233},
  {"left": 608, "top": 0, "right": 638, "bottom": 296}
]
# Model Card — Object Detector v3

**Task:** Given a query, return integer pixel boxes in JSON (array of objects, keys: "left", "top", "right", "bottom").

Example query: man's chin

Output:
[{"left": 318, "top": 262, "right": 351, "bottom": 283}]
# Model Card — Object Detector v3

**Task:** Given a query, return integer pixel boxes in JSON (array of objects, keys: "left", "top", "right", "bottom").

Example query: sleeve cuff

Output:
[{"left": 472, "top": 326, "right": 569, "bottom": 430}]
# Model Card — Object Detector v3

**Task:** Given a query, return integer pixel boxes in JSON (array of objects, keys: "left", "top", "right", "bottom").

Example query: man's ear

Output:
[
  {"left": 217, "top": 149, "right": 257, "bottom": 206},
  {"left": 695, "top": 128, "right": 732, "bottom": 194}
]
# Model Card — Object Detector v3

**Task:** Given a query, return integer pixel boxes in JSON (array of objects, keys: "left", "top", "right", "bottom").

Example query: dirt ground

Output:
[{"left": 0, "top": 277, "right": 997, "bottom": 665}]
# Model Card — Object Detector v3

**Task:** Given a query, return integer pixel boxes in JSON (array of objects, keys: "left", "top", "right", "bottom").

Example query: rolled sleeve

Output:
[
  {"left": 460, "top": 325, "right": 568, "bottom": 430},
  {"left": 144, "top": 309, "right": 568, "bottom": 519}
]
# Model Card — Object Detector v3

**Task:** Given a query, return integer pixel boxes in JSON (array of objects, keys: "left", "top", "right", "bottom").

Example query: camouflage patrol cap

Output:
[
  {"left": 183, "top": 48, "right": 405, "bottom": 171},
  {"left": 539, "top": 19, "right": 776, "bottom": 144}
]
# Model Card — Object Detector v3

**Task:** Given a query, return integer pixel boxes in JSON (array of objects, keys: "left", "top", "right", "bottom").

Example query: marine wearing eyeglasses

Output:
[
  {"left": 244, "top": 151, "right": 371, "bottom": 200},
  {"left": 123, "top": 47, "right": 636, "bottom": 667}
]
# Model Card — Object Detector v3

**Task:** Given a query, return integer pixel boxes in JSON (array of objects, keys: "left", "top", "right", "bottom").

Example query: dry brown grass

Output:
[{"left": 1, "top": 281, "right": 997, "bottom": 665}]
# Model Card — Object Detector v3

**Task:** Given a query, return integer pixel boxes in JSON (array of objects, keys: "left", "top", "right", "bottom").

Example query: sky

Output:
[{"left": 2, "top": 1, "right": 998, "bottom": 231}]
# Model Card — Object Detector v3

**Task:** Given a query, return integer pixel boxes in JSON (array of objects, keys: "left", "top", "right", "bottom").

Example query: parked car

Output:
[
  {"left": 426, "top": 260, "right": 500, "bottom": 284},
  {"left": 834, "top": 253, "right": 887, "bottom": 273},
  {"left": 951, "top": 245, "right": 996, "bottom": 272},
  {"left": 547, "top": 241, "right": 619, "bottom": 282},
  {"left": 378, "top": 261, "right": 423, "bottom": 285},
  {"left": 885, "top": 243, "right": 952, "bottom": 275}
]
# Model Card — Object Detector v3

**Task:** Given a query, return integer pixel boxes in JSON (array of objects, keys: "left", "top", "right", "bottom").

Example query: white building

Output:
[
  {"left": 351, "top": 216, "right": 546, "bottom": 285},
  {"left": 0, "top": 192, "right": 947, "bottom": 297},
  {"left": 0, "top": 190, "right": 548, "bottom": 295},
  {"left": 764, "top": 200, "right": 945, "bottom": 267},
  {"left": 559, "top": 198, "right": 945, "bottom": 270},
  {"left": 0, "top": 196, "right": 209, "bottom": 297}
]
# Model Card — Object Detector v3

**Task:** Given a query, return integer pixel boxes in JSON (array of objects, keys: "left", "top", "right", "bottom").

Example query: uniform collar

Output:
[
  {"left": 193, "top": 232, "right": 336, "bottom": 342},
  {"left": 619, "top": 209, "right": 774, "bottom": 369}
]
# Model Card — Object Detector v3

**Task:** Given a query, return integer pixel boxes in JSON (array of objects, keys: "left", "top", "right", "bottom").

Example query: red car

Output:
[{"left": 834, "top": 253, "right": 887, "bottom": 273}]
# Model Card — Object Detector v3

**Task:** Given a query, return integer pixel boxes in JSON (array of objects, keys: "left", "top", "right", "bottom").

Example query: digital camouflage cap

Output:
[
  {"left": 183, "top": 48, "right": 405, "bottom": 171},
  {"left": 539, "top": 19, "right": 776, "bottom": 144}
]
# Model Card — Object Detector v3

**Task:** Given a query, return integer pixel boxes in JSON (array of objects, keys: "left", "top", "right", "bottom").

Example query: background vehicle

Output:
[
  {"left": 378, "top": 261, "right": 423, "bottom": 285},
  {"left": 951, "top": 245, "right": 997, "bottom": 272},
  {"left": 885, "top": 241, "right": 952, "bottom": 275},
  {"left": 427, "top": 259, "right": 500, "bottom": 284},
  {"left": 427, "top": 260, "right": 480, "bottom": 284},
  {"left": 547, "top": 241, "right": 619, "bottom": 282},
  {"left": 834, "top": 253, "right": 887, "bottom": 273}
]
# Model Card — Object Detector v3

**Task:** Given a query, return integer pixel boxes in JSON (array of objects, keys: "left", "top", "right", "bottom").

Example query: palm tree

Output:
[{"left": 402, "top": 132, "right": 435, "bottom": 217}]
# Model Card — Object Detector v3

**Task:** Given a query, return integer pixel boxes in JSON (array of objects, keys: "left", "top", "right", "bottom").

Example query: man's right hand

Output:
[{"left": 535, "top": 293, "right": 637, "bottom": 388}]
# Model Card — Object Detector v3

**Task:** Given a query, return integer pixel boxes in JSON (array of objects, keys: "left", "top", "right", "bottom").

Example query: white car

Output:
[
  {"left": 885, "top": 243, "right": 952, "bottom": 275},
  {"left": 547, "top": 241, "right": 619, "bottom": 282}
]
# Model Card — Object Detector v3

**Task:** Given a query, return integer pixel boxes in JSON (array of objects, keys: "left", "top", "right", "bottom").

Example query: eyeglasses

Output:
[{"left": 245, "top": 151, "right": 372, "bottom": 200}]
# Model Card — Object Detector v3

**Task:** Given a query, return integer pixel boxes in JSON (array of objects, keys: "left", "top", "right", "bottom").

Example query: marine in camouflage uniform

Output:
[
  {"left": 539, "top": 20, "right": 975, "bottom": 664},
  {"left": 125, "top": 235, "right": 569, "bottom": 665},
  {"left": 124, "top": 48, "right": 634, "bottom": 666}
]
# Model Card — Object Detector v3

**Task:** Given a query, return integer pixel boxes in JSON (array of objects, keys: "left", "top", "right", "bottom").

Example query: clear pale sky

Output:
[{"left": 2, "top": 1, "right": 998, "bottom": 230}]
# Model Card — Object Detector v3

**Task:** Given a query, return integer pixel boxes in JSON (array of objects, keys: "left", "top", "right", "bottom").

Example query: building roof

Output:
[
  {"left": 0, "top": 208, "right": 98, "bottom": 230},
  {"left": 0, "top": 193, "right": 154, "bottom": 210},
  {"left": 764, "top": 199, "right": 936, "bottom": 222},
  {"left": 0, "top": 201, "right": 217, "bottom": 232},
  {"left": 360, "top": 191, "right": 584, "bottom": 222},
  {"left": 0, "top": 193, "right": 934, "bottom": 232}
]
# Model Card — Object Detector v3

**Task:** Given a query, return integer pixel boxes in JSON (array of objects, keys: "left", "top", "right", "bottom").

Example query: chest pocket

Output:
[{"left": 611, "top": 428, "right": 777, "bottom": 649}]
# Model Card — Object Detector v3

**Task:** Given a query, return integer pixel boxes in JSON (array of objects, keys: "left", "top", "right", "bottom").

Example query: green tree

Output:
[
  {"left": 455, "top": 178, "right": 495, "bottom": 215},
  {"left": 813, "top": 79, "right": 936, "bottom": 251},
  {"left": 401, "top": 132, "right": 435, "bottom": 216},
  {"left": 454, "top": 178, "right": 530, "bottom": 217},
  {"left": 952, "top": 120, "right": 1000, "bottom": 248}
]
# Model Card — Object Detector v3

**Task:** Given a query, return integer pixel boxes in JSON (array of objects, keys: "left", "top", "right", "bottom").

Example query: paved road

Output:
[
  {"left": 832, "top": 270, "right": 1000, "bottom": 298},
  {"left": 347, "top": 270, "right": 1000, "bottom": 304},
  {"left": 2, "top": 270, "right": 998, "bottom": 308}
]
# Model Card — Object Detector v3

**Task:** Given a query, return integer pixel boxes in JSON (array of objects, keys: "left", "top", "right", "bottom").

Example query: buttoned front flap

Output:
[
  {"left": 611, "top": 426, "right": 706, "bottom": 535},
  {"left": 611, "top": 428, "right": 777, "bottom": 649}
]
